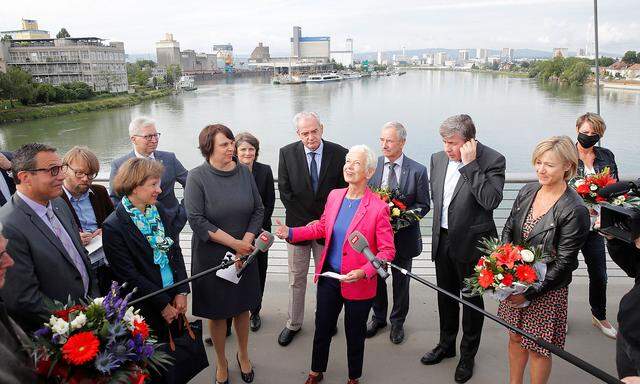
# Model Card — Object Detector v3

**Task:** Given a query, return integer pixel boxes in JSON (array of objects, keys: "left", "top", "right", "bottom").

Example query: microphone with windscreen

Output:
[
  {"left": 348, "top": 231, "right": 389, "bottom": 279},
  {"left": 237, "top": 231, "right": 275, "bottom": 277},
  {"left": 598, "top": 180, "right": 640, "bottom": 199}
]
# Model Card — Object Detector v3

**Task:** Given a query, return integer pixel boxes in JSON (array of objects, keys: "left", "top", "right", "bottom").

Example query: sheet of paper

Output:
[
  {"left": 216, "top": 252, "right": 241, "bottom": 284},
  {"left": 317, "top": 271, "right": 348, "bottom": 281},
  {"left": 85, "top": 234, "right": 103, "bottom": 254}
]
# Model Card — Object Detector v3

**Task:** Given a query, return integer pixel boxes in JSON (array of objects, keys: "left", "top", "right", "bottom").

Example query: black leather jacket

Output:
[
  {"left": 502, "top": 182, "right": 590, "bottom": 301},
  {"left": 577, "top": 145, "right": 619, "bottom": 181}
]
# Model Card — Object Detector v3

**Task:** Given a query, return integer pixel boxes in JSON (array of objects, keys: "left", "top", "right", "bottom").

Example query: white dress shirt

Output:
[
  {"left": 441, "top": 160, "right": 463, "bottom": 229},
  {"left": 134, "top": 149, "right": 155, "bottom": 160},
  {"left": 381, "top": 154, "right": 404, "bottom": 189},
  {"left": 303, "top": 140, "right": 323, "bottom": 178}
]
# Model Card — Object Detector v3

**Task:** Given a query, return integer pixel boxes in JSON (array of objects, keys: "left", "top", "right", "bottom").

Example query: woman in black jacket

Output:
[
  {"left": 575, "top": 112, "right": 619, "bottom": 338},
  {"left": 103, "top": 158, "right": 190, "bottom": 383},
  {"left": 235, "top": 132, "right": 275, "bottom": 331},
  {"left": 497, "top": 136, "right": 590, "bottom": 384}
]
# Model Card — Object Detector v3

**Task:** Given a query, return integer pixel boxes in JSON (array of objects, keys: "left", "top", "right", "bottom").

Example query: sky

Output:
[{"left": 1, "top": 0, "right": 638, "bottom": 56}]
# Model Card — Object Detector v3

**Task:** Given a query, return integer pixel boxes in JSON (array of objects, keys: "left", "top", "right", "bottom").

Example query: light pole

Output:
[{"left": 594, "top": 0, "right": 601, "bottom": 115}]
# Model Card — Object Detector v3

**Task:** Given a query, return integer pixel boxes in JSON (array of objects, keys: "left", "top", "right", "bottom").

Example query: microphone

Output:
[
  {"left": 236, "top": 231, "right": 275, "bottom": 277},
  {"left": 598, "top": 180, "right": 640, "bottom": 199},
  {"left": 348, "top": 231, "right": 389, "bottom": 280}
]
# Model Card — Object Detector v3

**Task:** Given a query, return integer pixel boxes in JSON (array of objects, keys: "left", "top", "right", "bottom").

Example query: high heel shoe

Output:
[
  {"left": 215, "top": 360, "right": 230, "bottom": 384},
  {"left": 236, "top": 352, "right": 255, "bottom": 383}
]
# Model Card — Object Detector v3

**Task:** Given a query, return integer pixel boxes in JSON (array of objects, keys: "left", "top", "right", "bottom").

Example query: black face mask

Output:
[{"left": 577, "top": 132, "right": 600, "bottom": 148}]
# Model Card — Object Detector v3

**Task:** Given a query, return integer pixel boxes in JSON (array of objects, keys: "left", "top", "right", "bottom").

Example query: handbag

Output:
[{"left": 166, "top": 314, "right": 209, "bottom": 384}]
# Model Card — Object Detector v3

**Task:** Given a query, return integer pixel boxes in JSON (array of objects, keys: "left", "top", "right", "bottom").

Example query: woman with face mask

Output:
[{"left": 575, "top": 112, "right": 619, "bottom": 340}]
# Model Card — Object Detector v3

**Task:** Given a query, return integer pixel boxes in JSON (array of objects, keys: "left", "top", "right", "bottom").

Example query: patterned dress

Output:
[{"left": 497, "top": 208, "right": 569, "bottom": 357}]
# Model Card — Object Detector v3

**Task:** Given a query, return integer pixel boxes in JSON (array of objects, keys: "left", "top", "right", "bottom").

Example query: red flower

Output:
[
  {"left": 501, "top": 274, "right": 514, "bottom": 287},
  {"left": 130, "top": 371, "right": 149, "bottom": 384},
  {"left": 495, "top": 244, "right": 521, "bottom": 269},
  {"left": 595, "top": 195, "right": 607, "bottom": 203},
  {"left": 515, "top": 265, "right": 538, "bottom": 285},
  {"left": 54, "top": 305, "right": 85, "bottom": 322},
  {"left": 37, "top": 356, "right": 69, "bottom": 378},
  {"left": 62, "top": 332, "right": 100, "bottom": 365},
  {"left": 476, "top": 257, "right": 485, "bottom": 267},
  {"left": 576, "top": 183, "right": 591, "bottom": 196},
  {"left": 132, "top": 320, "right": 150, "bottom": 340},
  {"left": 478, "top": 269, "right": 495, "bottom": 289},
  {"left": 391, "top": 199, "right": 406, "bottom": 210}
]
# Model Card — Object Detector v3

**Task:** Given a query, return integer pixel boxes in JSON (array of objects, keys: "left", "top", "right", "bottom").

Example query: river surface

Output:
[{"left": 1, "top": 70, "right": 639, "bottom": 176}]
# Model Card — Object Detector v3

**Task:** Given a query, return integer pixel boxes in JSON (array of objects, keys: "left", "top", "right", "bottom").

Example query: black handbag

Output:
[{"left": 166, "top": 314, "right": 209, "bottom": 384}]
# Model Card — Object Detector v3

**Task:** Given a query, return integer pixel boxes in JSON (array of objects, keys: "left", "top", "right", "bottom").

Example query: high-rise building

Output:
[
  {"left": 0, "top": 36, "right": 128, "bottom": 92},
  {"left": 476, "top": 48, "right": 488, "bottom": 61},
  {"left": 1, "top": 19, "right": 50, "bottom": 40},
  {"left": 435, "top": 52, "right": 447, "bottom": 66},
  {"left": 501, "top": 48, "right": 514, "bottom": 61},
  {"left": 377, "top": 50, "right": 382, "bottom": 64},
  {"left": 290, "top": 26, "right": 330, "bottom": 62},
  {"left": 459, "top": 50, "right": 469, "bottom": 62},
  {"left": 155, "top": 33, "right": 181, "bottom": 68}
]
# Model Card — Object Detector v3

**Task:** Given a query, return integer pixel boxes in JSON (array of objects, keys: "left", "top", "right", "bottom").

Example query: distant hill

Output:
[{"left": 355, "top": 48, "right": 622, "bottom": 62}]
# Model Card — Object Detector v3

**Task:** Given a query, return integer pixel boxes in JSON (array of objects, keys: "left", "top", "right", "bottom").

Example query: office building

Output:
[
  {"left": 476, "top": 48, "right": 488, "bottom": 61},
  {"left": 501, "top": 48, "right": 514, "bottom": 61},
  {"left": 459, "top": 49, "right": 469, "bottom": 62},
  {"left": 435, "top": 52, "right": 447, "bottom": 66}
]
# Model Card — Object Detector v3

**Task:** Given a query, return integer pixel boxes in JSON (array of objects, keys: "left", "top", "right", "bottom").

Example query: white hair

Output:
[
  {"left": 382, "top": 121, "right": 407, "bottom": 141},
  {"left": 292, "top": 111, "right": 322, "bottom": 130},
  {"left": 349, "top": 145, "right": 376, "bottom": 172},
  {"left": 128, "top": 116, "right": 157, "bottom": 137}
]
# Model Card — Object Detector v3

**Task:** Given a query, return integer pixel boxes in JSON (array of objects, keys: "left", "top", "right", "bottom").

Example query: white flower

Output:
[
  {"left": 521, "top": 249, "right": 535, "bottom": 263},
  {"left": 590, "top": 184, "right": 598, "bottom": 191},
  {"left": 388, "top": 202, "right": 394, "bottom": 208},
  {"left": 124, "top": 307, "right": 145, "bottom": 329},
  {"left": 51, "top": 318, "right": 69, "bottom": 335},
  {"left": 496, "top": 274, "right": 504, "bottom": 281},
  {"left": 70, "top": 313, "right": 87, "bottom": 330},
  {"left": 92, "top": 297, "right": 104, "bottom": 306},
  {"left": 574, "top": 179, "right": 585, "bottom": 187},
  {"left": 49, "top": 315, "right": 59, "bottom": 326},
  {"left": 474, "top": 265, "right": 482, "bottom": 272}
]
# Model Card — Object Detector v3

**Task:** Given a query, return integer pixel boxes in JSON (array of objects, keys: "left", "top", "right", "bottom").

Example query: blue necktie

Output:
[{"left": 309, "top": 152, "right": 319, "bottom": 193}]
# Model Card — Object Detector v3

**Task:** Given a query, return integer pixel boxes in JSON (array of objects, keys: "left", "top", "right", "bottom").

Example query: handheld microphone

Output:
[
  {"left": 237, "top": 231, "right": 275, "bottom": 277},
  {"left": 598, "top": 180, "right": 640, "bottom": 199},
  {"left": 348, "top": 231, "right": 389, "bottom": 280}
]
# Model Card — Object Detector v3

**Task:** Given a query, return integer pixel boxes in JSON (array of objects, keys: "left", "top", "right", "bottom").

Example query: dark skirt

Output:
[
  {"left": 190, "top": 241, "right": 260, "bottom": 319},
  {"left": 497, "top": 287, "right": 568, "bottom": 357}
]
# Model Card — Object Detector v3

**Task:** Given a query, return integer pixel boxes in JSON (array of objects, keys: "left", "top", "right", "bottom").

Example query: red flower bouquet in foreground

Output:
[
  {"left": 372, "top": 187, "right": 423, "bottom": 233},
  {"left": 30, "top": 282, "right": 171, "bottom": 383},
  {"left": 463, "top": 238, "right": 546, "bottom": 307}
]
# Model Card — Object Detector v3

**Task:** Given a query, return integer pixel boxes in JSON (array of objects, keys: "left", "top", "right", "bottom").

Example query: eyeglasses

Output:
[
  {"left": 64, "top": 164, "right": 97, "bottom": 180},
  {"left": 133, "top": 133, "right": 161, "bottom": 141},
  {"left": 25, "top": 165, "right": 64, "bottom": 177}
]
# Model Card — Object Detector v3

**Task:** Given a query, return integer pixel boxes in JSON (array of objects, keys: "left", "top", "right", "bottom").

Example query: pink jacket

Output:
[{"left": 290, "top": 187, "right": 395, "bottom": 300}]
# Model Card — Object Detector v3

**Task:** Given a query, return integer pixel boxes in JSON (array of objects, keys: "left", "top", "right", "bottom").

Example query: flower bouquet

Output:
[
  {"left": 372, "top": 187, "right": 423, "bottom": 233},
  {"left": 31, "top": 282, "right": 171, "bottom": 384},
  {"left": 463, "top": 238, "right": 546, "bottom": 308}
]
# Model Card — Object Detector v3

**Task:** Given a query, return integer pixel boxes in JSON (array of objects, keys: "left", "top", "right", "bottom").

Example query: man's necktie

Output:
[{"left": 309, "top": 152, "right": 319, "bottom": 193}]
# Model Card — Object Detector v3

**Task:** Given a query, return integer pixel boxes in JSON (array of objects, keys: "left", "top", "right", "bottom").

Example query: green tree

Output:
[
  {"left": 135, "top": 68, "right": 151, "bottom": 86},
  {"left": 598, "top": 57, "right": 615, "bottom": 67},
  {"left": 560, "top": 61, "right": 591, "bottom": 85},
  {"left": 622, "top": 51, "right": 638, "bottom": 64},
  {"left": 56, "top": 28, "right": 71, "bottom": 38},
  {"left": 136, "top": 59, "right": 156, "bottom": 69},
  {"left": 0, "top": 67, "right": 36, "bottom": 107},
  {"left": 165, "top": 64, "right": 182, "bottom": 85},
  {"left": 35, "top": 83, "right": 57, "bottom": 103}
]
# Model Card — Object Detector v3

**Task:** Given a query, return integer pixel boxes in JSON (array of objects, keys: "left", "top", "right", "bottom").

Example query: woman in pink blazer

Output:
[{"left": 276, "top": 145, "right": 395, "bottom": 384}]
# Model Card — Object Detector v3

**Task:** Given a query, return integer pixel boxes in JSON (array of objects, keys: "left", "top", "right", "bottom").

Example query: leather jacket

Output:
[{"left": 502, "top": 182, "right": 590, "bottom": 301}]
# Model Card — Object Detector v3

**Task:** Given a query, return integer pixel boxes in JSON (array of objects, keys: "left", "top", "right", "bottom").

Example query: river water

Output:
[{"left": 1, "top": 70, "right": 639, "bottom": 175}]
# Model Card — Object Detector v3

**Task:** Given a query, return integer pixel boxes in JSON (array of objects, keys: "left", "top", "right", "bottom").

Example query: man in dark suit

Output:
[
  {"left": 0, "top": 152, "right": 16, "bottom": 207},
  {"left": 277, "top": 111, "right": 348, "bottom": 346},
  {"left": 109, "top": 117, "right": 188, "bottom": 232},
  {"left": 60, "top": 146, "right": 115, "bottom": 295},
  {"left": 421, "top": 115, "right": 505, "bottom": 383},
  {"left": 366, "top": 122, "right": 430, "bottom": 344},
  {"left": 0, "top": 143, "right": 98, "bottom": 332}
]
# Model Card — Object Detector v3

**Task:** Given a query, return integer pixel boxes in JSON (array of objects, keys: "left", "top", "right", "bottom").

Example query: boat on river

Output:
[
  {"left": 176, "top": 75, "right": 197, "bottom": 91},
  {"left": 306, "top": 73, "right": 342, "bottom": 83}
]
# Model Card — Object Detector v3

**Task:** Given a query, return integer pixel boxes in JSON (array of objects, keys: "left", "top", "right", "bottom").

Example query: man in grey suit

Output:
[
  {"left": 109, "top": 116, "right": 188, "bottom": 232},
  {"left": 0, "top": 143, "right": 98, "bottom": 332},
  {"left": 366, "top": 122, "right": 430, "bottom": 344},
  {"left": 421, "top": 115, "right": 505, "bottom": 383}
]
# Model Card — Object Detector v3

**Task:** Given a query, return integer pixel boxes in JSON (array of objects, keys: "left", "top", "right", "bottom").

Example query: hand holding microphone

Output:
[
  {"left": 348, "top": 230, "right": 390, "bottom": 280},
  {"left": 236, "top": 231, "right": 275, "bottom": 278}
]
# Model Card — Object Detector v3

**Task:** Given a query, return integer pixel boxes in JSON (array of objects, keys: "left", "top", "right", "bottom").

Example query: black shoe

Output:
[
  {"left": 215, "top": 360, "right": 230, "bottom": 384},
  {"left": 389, "top": 324, "right": 405, "bottom": 344},
  {"left": 420, "top": 345, "right": 456, "bottom": 365},
  {"left": 250, "top": 314, "right": 261, "bottom": 332},
  {"left": 454, "top": 358, "right": 474, "bottom": 383},
  {"left": 278, "top": 327, "right": 300, "bottom": 346},
  {"left": 236, "top": 352, "right": 255, "bottom": 383},
  {"left": 365, "top": 320, "right": 387, "bottom": 338}
]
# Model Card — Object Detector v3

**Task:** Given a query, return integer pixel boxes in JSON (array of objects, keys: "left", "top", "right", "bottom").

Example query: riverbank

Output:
[
  {"left": 407, "top": 66, "right": 529, "bottom": 78},
  {"left": 0, "top": 88, "right": 175, "bottom": 125}
]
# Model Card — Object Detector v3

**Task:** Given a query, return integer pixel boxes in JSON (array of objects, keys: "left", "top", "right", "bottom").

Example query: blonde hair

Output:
[
  {"left": 112, "top": 158, "right": 164, "bottom": 197},
  {"left": 576, "top": 112, "right": 606, "bottom": 137},
  {"left": 63, "top": 146, "right": 100, "bottom": 176},
  {"left": 531, "top": 135, "right": 579, "bottom": 180}
]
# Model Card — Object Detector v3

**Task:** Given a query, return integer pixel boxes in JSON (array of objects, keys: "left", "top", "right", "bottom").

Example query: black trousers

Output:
[
  {"left": 581, "top": 231, "right": 608, "bottom": 320},
  {"left": 252, "top": 250, "right": 269, "bottom": 315},
  {"left": 617, "top": 333, "right": 640, "bottom": 378},
  {"left": 434, "top": 230, "right": 484, "bottom": 359},
  {"left": 371, "top": 256, "right": 412, "bottom": 326},
  {"left": 312, "top": 277, "right": 373, "bottom": 380}
]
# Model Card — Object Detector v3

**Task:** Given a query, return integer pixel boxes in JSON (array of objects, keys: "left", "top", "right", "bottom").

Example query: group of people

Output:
[{"left": 0, "top": 110, "right": 636, "bottom": 384}]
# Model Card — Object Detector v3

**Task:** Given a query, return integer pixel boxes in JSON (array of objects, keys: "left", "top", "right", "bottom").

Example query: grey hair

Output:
[
  {"left": 349, "top": 144, "right": 377, "bottom": 172},
  {"left": 128, "top": 116, "right": 157, "bottom": 137},
  {"left": 439, "top": 114, "right": 476, "bottom": 140},
  {"left": 293, "top": 111, "right": 322, "bottom": 130},
  {"left": 382, "top": 121, "right": 407, "bottom": 141}
]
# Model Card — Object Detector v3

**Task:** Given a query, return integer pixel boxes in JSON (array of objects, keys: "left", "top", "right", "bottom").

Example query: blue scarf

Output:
[{"left": 122, "top": 196, "right": 174, "bottom": 287}]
